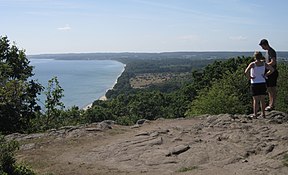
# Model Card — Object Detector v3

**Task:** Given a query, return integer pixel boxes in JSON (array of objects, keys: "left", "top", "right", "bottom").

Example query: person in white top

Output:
[{"left": 245, "top": 51, "right": 274, "bottom": 118}]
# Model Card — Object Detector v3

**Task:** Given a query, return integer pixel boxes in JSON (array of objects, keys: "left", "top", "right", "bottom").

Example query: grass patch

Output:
[
  {"left": 283, "top": 154, "right": 288, "bottom": 167},
  {"left": 177, "top": 166, "right": 198, "bottom": 172}
]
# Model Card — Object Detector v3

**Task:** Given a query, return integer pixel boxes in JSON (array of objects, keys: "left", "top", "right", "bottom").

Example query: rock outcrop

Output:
[{"left": 12, "top": 111, "right": 288, "bottom": 175}]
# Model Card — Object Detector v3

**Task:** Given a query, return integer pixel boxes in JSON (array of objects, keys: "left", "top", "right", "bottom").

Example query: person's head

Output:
[
  {"left": 254, "top": 51, "right": 264, "bottom": 61},
  {"left": 259, "top": 39, "right": 269, "bottom": 50}
]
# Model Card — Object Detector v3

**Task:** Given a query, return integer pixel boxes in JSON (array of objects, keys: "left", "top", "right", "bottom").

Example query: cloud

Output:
[
  {"left": 229, "top": 36, "right": 247, "bottom": 40},
  {"left": 57, "top": 24, "right": 71, "bottom": 31},
  {"left": 177, "top": 35, "right": 200, "bottom": 41}
]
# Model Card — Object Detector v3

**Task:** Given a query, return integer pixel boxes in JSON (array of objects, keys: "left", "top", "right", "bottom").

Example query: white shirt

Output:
[{"left": 250, "top": 62, "right": 266, "bottom": 84}]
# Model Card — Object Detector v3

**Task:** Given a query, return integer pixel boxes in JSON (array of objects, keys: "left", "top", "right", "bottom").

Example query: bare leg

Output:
[
  {"left": 260, "top": 95, "right": 266, "bottom": 117},
  {"left": 253, "top": 96, "right": 259, "bottom": 116},
  {"left": 267, "top": 86, "right": 277, "bottom": 108}
]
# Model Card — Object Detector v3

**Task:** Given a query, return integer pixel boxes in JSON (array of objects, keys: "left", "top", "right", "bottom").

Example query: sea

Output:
[{"left": 29, "top": 59, "right": 125, "bottom": 109}]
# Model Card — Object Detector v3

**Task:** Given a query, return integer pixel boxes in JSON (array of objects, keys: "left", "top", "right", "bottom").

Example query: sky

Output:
[{"left": 1, "top": 0, "right": 288, "bottom": 54}]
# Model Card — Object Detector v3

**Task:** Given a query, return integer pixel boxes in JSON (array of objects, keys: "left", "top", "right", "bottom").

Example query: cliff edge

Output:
[{"left": 8, "top": 111, "right": 288, "bottom": 175}]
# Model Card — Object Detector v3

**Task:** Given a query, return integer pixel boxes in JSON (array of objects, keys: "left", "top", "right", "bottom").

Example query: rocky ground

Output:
[{"left": 7, "top": 111, "right": 288, "bottom": 175}]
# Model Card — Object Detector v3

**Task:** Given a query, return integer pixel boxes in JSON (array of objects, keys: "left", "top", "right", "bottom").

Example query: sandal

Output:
[
  {"left": 249, "top": 114, "right": 258, "bottom": 119},
  {"left": 265, "top": 106, "right": 274, "bottom": 111}
]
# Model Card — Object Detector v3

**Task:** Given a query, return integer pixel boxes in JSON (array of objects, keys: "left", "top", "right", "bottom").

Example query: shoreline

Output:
[{"left": 82, "top": 64, "right": 126, "bottom": 110}]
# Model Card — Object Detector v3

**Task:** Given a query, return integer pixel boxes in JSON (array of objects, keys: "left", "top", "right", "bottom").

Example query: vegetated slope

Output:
[{"left": 11, "top": 111, "right": 288, "bottom": 175}]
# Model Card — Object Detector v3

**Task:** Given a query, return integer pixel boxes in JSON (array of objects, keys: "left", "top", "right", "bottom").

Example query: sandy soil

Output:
[{"left": 9, "top": 111, "right": 288, "bottom": 175}]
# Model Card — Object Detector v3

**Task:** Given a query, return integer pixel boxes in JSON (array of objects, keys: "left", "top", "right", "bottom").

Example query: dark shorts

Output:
[
  {"left": 251, "top": 83, "right": 267, "bottom": 96},
  {"left": 266, "top": 69, "right": 278, "bottom": 87}
]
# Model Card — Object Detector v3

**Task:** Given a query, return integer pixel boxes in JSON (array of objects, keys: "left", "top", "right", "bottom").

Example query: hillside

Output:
[{"left": 8, "top": 110, "right": 288, "bottom": 175}]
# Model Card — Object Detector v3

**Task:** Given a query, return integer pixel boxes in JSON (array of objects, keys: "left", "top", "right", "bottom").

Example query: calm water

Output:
[{"left": 29, "top": 59, "right": 125, "bottom": 109}]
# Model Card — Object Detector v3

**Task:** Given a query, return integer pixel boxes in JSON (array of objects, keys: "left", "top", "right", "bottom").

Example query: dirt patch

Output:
[
  {"left": 11, "top": 111, "right": 288, "bottom": 175},
  {"left": 130, "top": 73, "right": 189, "bottom": 88}
]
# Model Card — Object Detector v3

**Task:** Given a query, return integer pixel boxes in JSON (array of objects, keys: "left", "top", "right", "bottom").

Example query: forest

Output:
[{"left": 1, "top": 36, "right": 288, "bottom": 174}]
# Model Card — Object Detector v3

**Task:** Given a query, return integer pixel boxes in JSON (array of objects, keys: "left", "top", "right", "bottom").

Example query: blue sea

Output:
[{"left": 29, "top": 59, "right": 125, "bottom": 109}]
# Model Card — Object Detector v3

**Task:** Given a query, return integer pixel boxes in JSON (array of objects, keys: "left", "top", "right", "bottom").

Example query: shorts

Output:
[
  {"left": 266, "top": 69, "right": 278, "bottom": 87},
  {"left": 251, "top": 83, "right": 267, "bottom": 96}
]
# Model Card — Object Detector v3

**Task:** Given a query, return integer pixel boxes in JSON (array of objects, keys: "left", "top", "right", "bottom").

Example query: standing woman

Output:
[{"left": 245, "top": 51, "right": 274, "bottom": 118}]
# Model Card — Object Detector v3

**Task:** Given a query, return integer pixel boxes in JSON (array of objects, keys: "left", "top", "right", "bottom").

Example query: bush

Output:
[
  {"left": 276, "top": 62, "right": 288, "bottom": 113},
  {"left": 0, "top": 134, "right": 35, "bottom": 175},
  {"left": 186, "top": 68, "right": 250, "bottom": 116},
  {"left": 283, "top": 154, "right": 288, "bottom": 167},
  {"left": 83, "top": 105, "right": 115, "bottom": 123},
  {"left": 115, "top": 115, "right": 141, "bottom": 126}
]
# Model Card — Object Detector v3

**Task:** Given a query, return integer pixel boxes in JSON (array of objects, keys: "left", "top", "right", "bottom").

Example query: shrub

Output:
[
  {"left": 186, "top": 68, "right": 250, "bottom": 116},
  {"left": 177, "top": 166, "right": 198, "bottom": 172},
  {"left": 275, "top": 62, "right": 288, "bottom": 113},
  {"left": 83, "top": 105, "right": 115, "bottom": 123},
  {"left": 283, "top": 154, "right": 288, "bottom": 167},
  {"left": 0, "top": 134, "right": 35, "bottom": 175}
]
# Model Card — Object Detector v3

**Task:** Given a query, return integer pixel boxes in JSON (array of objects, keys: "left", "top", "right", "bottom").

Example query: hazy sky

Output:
[{"left": 1, "top": 0, "right": 287, "bottom": 54}]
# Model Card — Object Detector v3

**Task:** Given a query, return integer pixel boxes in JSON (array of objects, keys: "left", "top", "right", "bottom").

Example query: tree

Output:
[
  {"left": 44, "top": 76, "right": 65, "bottom": 129},
  {"left": 0, "top": 36, "right": 43, "bottom": 134}
]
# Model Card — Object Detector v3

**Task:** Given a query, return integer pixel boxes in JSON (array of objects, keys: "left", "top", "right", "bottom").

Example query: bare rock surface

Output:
[{"left": 13, "top": 111, "right": 288, "bottom": 175}]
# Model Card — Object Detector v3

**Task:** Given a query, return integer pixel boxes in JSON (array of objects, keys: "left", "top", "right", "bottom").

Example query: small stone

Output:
[
  {"left": 265, "top": 144, "right": 275, "bottom": 154},
  {"left": 242, "top": 159, "right": 248, "bottom": 163}
]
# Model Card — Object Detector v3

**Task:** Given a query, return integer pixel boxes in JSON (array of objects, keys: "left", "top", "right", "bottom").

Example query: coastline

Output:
[{"left": 82, "top": 63, "right": 126, "bottom": 110}]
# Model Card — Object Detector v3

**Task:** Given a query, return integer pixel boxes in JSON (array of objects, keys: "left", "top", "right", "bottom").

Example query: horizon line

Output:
[{"left": 27, "top": 50, "right": 288, "bottom": 56}]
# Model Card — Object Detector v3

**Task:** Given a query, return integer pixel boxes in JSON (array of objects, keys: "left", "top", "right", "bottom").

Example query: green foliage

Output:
[
  {"left": 283, "top": 154, "right": 288, "bottom": 167},
  {"left": 58, "top": 106, "right": 85, "bottom": 126},
  {"left": 83, "top": 105, "right": 115, "bottom": 123},
  {"left": 0, "top": 135, "right": 18, "bottom": 175},
  {"left": 165, "top": 92, "right": 191, "bottom": 118},
  {"left": 44, "top": 76, "right": 65, "bottom": 129},
  {"left": 0, "top": 134, "right": 35, "bottom": 175},
  {"left": 115, "top": 115, "right": 141, "bottom": 126},
  {"left": 177, "top": 166, "right": 198, "bottom": 172},
  {"left": 192, "top": 56, "right": 253, "bottom": 90},
  {"left": 0, "top": 36, "right": 43, "bottom": 134},
  {"left": 275, "top": 62, "right": 288, "bottom": 113},
  {"left": 91, "top": 91, "right": 168, "bottom": 125},
  {"left": 31, "top": 106, "right": 85, "bottom": 132},
  {"left": 185, "top": 57, "right": 253, "bottom": 116},
  {"left": 127, "top": 91, "right": 167, "bottom": 120},
  {"left": 12, "top": 164, "right": 36, "bottom": 175},
  {"left": 186, "top": 69, "right": 250, "bottom": 116}
]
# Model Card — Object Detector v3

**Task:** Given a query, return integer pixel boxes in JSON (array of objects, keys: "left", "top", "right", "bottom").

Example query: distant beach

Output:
[
  {"left": 82, "top": 95, "right": 106, "bottom": 110},
  {"left": 29, "top": 59, "right": 125, "bottom": 109},
  {"left": 82, "top": 64, "right": 126, "bottom": 110}
]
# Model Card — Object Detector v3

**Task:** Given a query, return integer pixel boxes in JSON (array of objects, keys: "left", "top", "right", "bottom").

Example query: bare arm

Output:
[
  {"left": 244, "top": 63, "right": 254, "bottom": 79},
  {"left": 268, "top": 56, "right": 277, "bottom": 67},
  {"left": 265, "top": 63, "right": 274, "bottom": 76}
]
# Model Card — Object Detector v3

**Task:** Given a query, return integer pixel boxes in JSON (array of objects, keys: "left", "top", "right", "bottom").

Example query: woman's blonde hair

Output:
[{"left": 254, "top": 51, "right": 263, "bottom": 60}]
